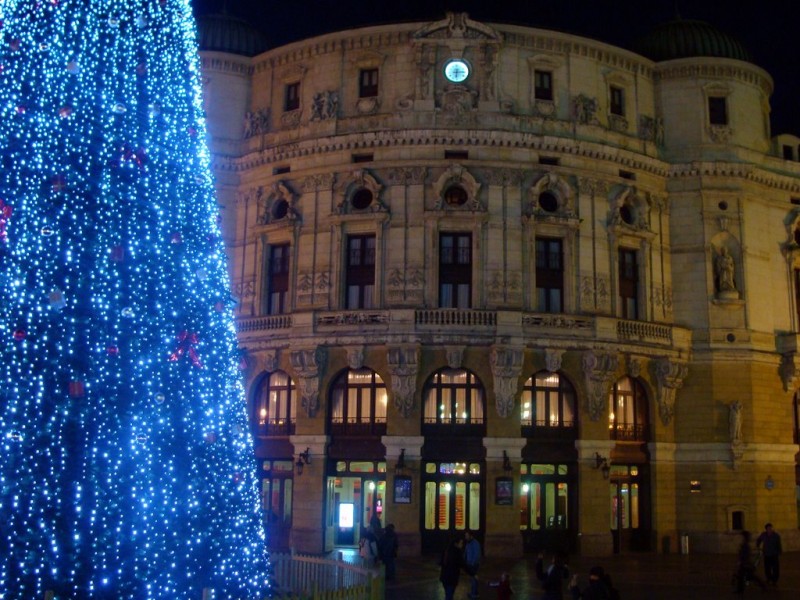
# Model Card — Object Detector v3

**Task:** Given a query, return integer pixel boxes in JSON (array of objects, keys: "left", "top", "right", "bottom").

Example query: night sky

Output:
[{"left": 192, "top": 0, "right": 800, "bottom": 137}]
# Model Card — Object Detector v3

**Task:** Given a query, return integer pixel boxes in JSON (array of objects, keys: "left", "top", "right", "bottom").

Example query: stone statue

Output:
[
  {"left": 714, "top": 247, "right": 736, "bottom": 293},
  {"left": 729, "top": 400, "right": 742, "bottom": 443}
]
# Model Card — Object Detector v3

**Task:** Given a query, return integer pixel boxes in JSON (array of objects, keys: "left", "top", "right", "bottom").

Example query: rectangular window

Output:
[
  {"left": 708, "top": 96, "right": 728, "bottom": 125},
  {"left": 284, "top": 82, "right": 300, "bottom": 111},
  {"left": 784, "top": 145, "right": 795, "bottom": 161},
  {"left": 536, "top": 238, "right": 563, "bottom": 313},
  {"left": 345, "top": 234, "right": 375, "bottom": 309},
  {"left": 610, "top": 86, "right": 625, "bottom": 116},
  {"left": 439, "top": 233, "right": 472, "bottom": 308},
  {"left": 618, "top": 248, "right": 639, "bottom": 319},
  {"left": 534, "top": 70, "right": 553, "bottom": 101},
  {"left": 267, "top": 244, "right": 290, "bottom": 315},
  {"left": 359, "top": 68, "right": 379, "bottom": 98}
]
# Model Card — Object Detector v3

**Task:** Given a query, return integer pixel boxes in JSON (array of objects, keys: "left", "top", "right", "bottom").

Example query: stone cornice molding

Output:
[
  {"left": 220, "top": 130, "right": 670, "bottom": 178},
  {"left": 668, "top": 162, "right": 800, "bottom": 194}
]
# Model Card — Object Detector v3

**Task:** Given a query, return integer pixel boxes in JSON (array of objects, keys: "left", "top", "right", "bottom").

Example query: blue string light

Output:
[{"left": 0, "top": 1, "right": 270, "bottom": 597}]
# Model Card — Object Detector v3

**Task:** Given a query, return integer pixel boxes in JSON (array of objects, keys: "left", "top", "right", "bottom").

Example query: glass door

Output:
[
  {"left": 609, "top": 465, "right": 644, "bottom": 553},
  {"left": 421, "top": 462, "right": 483, "bottom": 553},
  {"left": 519, "top": 463, "right": 573, "bottom": 554},
  {"left": 260, "top": 460, "right": 294, "bottom": 551}
]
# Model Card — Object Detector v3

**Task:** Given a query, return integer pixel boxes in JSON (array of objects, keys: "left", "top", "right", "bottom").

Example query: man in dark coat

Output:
[
  {"left": 756, "top": 523, "right": 782, "bottom": 586},
  {"left": 440, "top": 538, "right": 464, "bottom": 600}
]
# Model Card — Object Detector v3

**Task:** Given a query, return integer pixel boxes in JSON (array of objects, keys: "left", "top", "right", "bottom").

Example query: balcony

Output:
[
  {"left": 255, "top": 419, "right": 296, "bottom": 437},
  {"left": 609, "top": 423, "right": 647, "bottom": 442},
  {"left": 329, "top": 417, "right": 387, "bottom": 437}
]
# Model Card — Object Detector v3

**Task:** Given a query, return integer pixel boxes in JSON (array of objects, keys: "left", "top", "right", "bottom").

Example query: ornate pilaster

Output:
[
  {"left": 386, "top": 345, "right": 420, "bottom": 418},
  {"left": 490, "top": 346, "right": 524, "bottom": 418},
  {"left": 582, "top": 351, "right": 619, "bottom": 421},
  {"left": 290, "top": 347, "right": 327, "bottom": 418},
  {"left": 653, "top": 358, "right": 689, "bottom": 426}
]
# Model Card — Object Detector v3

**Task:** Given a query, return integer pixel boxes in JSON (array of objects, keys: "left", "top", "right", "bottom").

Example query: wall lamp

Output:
[
  {"left": 502, "top": 450, "right": 513, "bottom": 473},
  {"left": 295, "top": 447, "right": 311, "bottom": 475},
  {"left": 593, "top": 452, "right": 610, "bottom": 479}
]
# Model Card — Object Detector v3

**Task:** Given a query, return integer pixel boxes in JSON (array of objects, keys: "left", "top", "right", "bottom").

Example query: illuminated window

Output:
[
  {"left": 608, "top": 376, "right": 648, "bottom": 441},
  {"left": 521, "top": 371, "right": 576, "bottom": 428},
  {"left": 422, "top": 368, "right": 485, "bottom": 433},
  {"left": 329, "top": 368, "right": 387, "bottom": 436},
  {"left": 253, "top": 371, "right": 296, "bottom": 436}
]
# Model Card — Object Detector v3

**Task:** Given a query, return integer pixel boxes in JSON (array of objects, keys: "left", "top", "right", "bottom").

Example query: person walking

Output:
[
  {"left": 440, "top": 537, "right": 464, "bottom": 600},
  {"left": 379, "top": 523, "right": 399, "bottom": 581},
  {"left": 536, "top": 552, "right": 570, "bottom": 600},
  {"left": 755, "top": 522, "right": 782, "bottom": 586},
  {"left": 734, "top": 530, "right": 766, "bottom": 595},
  {"left": 569, "top": 566, "right": 616, "bottom": 600},
  {"left": 463, "top": 530, "right": 482, "bottom": 599}
]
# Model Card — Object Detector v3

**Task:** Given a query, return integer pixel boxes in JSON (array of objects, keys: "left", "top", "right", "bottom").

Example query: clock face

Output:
[{"left": 444, "top": 59, "right": 470, "bottom": 83}]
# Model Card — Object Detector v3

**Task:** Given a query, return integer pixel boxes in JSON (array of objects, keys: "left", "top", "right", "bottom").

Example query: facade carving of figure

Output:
[
  {"left": 572, "top": 94, "right": 598, "bottom": 125},
  {"left": 715, "top": 247, "right": 736, "bottom": 293},
  {"left": 325, "top": 91, "right": 339, "bottom": 119},
  {"left": 479, "top": 45, "right": 498, "bottom": 101},
  {"left": 243, "top": 107, "right": 271, "bottom": 138},
  {"left": 311, "top": 93, "right": 325, "bottom": 121},
  {"left": 729, "top": 400, "right": 743, "bottom": 443}
]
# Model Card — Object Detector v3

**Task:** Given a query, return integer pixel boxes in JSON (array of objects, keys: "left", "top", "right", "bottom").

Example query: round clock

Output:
[{"left": 444, "top": 59, "right": 470, "bottom": 83}]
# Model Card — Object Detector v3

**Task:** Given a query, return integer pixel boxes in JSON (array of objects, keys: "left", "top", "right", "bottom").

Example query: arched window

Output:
[
  {"left": 423, "top": 368, "right": 485, "bottom": 435},
  {"left": 521, "top": 371, "right": 576, "bottom": 429},
  {"left": 329, "top": 368, "right": 387, "bottom": 436},
  {"left": 254, "top": 371, "right": 296, "bottom": 436},
  {"left": 608, "top": 376, "right": 648, "bottom": 441}
]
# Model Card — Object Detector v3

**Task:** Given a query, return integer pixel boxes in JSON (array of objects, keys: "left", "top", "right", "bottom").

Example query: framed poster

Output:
[
  {"left": 394, "top": 476, "right": 412, "bottom": 504},
  {"left": 495, "top": 477, "right": 513, "bottom": 505}
]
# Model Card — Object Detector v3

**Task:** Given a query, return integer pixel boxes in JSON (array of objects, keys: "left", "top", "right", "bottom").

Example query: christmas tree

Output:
[{"left": 0, "top": 1, "right": 270, "bottom": 597}]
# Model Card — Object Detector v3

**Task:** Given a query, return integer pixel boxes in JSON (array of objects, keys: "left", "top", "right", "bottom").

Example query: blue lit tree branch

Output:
[{"left": 0, "top": 1, "right": 270, "bottom": 597}]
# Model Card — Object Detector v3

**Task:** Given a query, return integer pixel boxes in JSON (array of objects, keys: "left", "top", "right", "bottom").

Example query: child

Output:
[{"left": 488, "top": 571, "right": 514, "bottom": 600}]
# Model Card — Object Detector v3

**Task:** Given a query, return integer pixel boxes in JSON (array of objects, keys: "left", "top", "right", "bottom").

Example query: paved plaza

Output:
[{"left": 383, "top": 551, "right": 800, "bottom": 599}]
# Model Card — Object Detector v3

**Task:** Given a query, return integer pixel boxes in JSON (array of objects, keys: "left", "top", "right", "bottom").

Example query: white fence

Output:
[{"left": 270, "top": 551, "right": 384, "bottom": 600}]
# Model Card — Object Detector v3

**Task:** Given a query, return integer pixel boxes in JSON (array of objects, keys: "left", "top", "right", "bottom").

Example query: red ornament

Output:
[
  {"left": 0, "top": 199, "right": 12, "bottom": 243},
  {"left": 168, "top": 330, "right": 203, "bottom": 368},
  {"left": 170, "top": 231, "right": 182, "bottom": 244},
  {"left": 51, "top": 175, "right": 67, "bottom": 192},
  {"left": 187, "top": 126, "right": 197, "bottom": 138},
  {"left": 233, "top": 472, "right": 243, "bottom": 484},
  {"left": 68, "top": 380, "right": 85, "bottom": 398},
  {"left": 213, "top": 301, "right": 224, "bottom": 312},
  {"left": 110, "top": 245, "right": 125, "bottom": 262},
  {"left": 13, "top": 329, "right": 26, "bottom": 341},
  {"left": 10, "top": 39, "right": 20, "bottom": 52},
  {"left": 204, "top": 432, "right": 217, "bottom": 444},
  {"left": 16, "top": 105, "right": 26, "bottom": 114},
  {"left": 107, "top": 345, "right": 119, "bottom": 356},
  {"left": 136, "top": 62, "right": 147, "bottom": 77},
  {"left": 66, "top": 60, "right": 79, "bottom": 74},
  {"left": 58, "top": 105, "right": 73, "bottom": 118}
]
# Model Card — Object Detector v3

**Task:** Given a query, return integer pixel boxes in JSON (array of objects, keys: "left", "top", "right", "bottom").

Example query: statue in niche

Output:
[
  {"left": 714, "top": 247, "right": 737, "bottom": 294},
  {"left": 729, "top": 400, "right": 743, "bottom": 443}
]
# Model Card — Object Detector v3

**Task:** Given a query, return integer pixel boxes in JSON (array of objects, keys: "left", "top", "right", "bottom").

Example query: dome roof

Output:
[
  {"left": 196, "top": 12, "right": 269, "bottom": 57},
  {"left": 634, "top": 19, "right": 752, "bottom": 64}
]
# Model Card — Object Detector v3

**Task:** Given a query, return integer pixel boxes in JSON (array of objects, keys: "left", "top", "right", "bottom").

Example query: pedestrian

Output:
[
  {"left": 536, "top": 552, "right": 570, "bottom": 600},
  {"left": 488, "top": 571, "right": 513, "bottom": 600},
  {"left": 379, "top": 523, "right": 399, "bottom": 581},
  {"left": 755, "top": 522, "right": 782, "bottom": 586},
  {"left": 440, "top": 537, "right": 464, "bottom": 600},
  {"left": 734, "top": 530, "right": 766, "bottom": 595},
  {"left": 569, "top": 566, "right": 617, "bottom": 600},
  {"left": 463, "top": 530, "right": 482, "bottom": 599},
  {"left": 360, "top": 526, "right": 379, "bottom": 567}
]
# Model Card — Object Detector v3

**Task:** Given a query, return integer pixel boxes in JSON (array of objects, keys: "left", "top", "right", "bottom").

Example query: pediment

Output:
[{"left": 412, "top": 12, "right": 503, "bottom": 43}]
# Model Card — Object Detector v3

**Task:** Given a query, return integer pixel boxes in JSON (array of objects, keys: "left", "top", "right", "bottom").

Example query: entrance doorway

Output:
[
  {"left": 609, "top": 464, "right": 649, "bottom": 552},
  {"left": 326, "top": 474, "right": 386, "bottom": 548},
  {"left": 421, "top": 461, "right": 483, "bottom": 553},
  {"left": 519, "top": 463, "right": 574, "bottom": 554}
]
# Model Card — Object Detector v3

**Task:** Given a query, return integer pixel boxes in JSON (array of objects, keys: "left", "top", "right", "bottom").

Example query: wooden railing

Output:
[{"left": 270, "top": 551, "right": 383, "bottom": 600}]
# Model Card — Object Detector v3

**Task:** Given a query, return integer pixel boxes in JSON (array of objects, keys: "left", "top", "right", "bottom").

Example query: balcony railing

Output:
[
  {"left": 616, "top": 319, "right": 672, "bottom": 343},
  {"left": 415, "top": 309, "right": 496, "bottom": 327},
  {"left": 256, "top": 419, "right": 296, "bottom": 437},
  {"left": 609, "top": 423, "right": 647, "bottom": 442},
  {"left": 238, "top": 314, "right": 293, "bottom": 333},
  {"left": 329, "top": 418, "right": 387, "bottom": 437}
]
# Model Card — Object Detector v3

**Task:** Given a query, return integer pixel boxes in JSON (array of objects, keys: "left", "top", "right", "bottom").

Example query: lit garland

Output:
[{"left": 0, "top": 1, "right": 270, "bottom": 598}]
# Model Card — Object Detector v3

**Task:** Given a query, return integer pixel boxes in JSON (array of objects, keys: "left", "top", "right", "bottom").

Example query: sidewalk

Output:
[{"left": 386, "top": 552, "right": 800, "bottom": 599}]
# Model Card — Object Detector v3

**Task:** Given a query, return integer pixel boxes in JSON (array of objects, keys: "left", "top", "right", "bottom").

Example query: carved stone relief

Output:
[
  {"left": 545, "top": 349, "right": 564, "bottom": 373},
  {"left": 438, "top": 85, "right": 478, "bottom": 125},
  {"left": 243, "top": 107, "right": 271, "bottom": 138},
  {"left": 432, "top": 164, "right": 483, "bottom": 212},
  {"left": 346, "top": 346, "right": 365, "bottom": 370},
  {"left": 582, "top": 350, "right": 619, "bottom": 421},
  {"left": 335, "top": 169, "right": 387, "bottom": 215},
  {"left": 571, "top": 94, "right": 599, "bottom": 125},
  {"left": 387, "top": 167, "right": 426, "bottom": 186},
  {"left": 311, "top": 91, "right": 339, "bottom": 121},
  {"left": 779, "top": 353, "right": 800, "bottom": 392},
  {"left": 609, "top": 186, "right": 650, "bottom": 231},
  {"left": 257, "top": 181, "right": 300, "bottom": 225},
  {"left": 290, "top": 347, "right": 327, "bottom": 418},
  {"left": 490, "top": 346, "right": 524, "bottom": 418},
  {"left": 386, "top": 345, "right": 420, "bottom": 418},
  {"left": 446, "top": 346, "right": 465, "bottom": 369},
  {"left": 653, "top": 358, "right": 688, "bottom": 426}
]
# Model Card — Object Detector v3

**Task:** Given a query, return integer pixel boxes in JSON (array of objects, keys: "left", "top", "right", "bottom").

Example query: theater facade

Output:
[{"left": 198, "top": 12, "right": 800, "bottom": 556}]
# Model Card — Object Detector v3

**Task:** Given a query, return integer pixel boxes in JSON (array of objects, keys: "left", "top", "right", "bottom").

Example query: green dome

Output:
[
  {"left": 197, "top": 12, "right": 269, "bottom": 57},
  {"left": 634, "top": 19, "right": 752, "bottom": 64}
]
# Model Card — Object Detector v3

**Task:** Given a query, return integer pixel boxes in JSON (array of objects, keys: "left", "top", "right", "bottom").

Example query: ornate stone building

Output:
[{"left": 198, "top": 12, "right": 800, "bottom": 556}]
